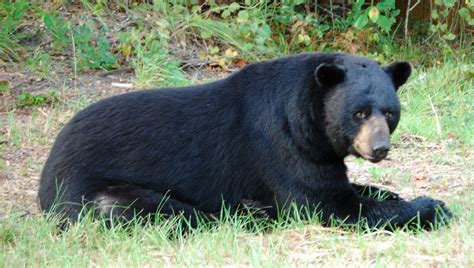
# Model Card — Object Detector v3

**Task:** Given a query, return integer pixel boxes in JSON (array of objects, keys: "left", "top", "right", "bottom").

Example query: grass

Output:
[
  {"left": 395, "top": 61, "right": 474, "bottom": 147},
  {"left": 0, "top": 192, "right": 472, "bottom": 266}
]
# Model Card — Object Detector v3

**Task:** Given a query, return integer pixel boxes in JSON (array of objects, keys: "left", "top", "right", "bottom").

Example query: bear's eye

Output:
[
  {"left": 384, "top": 111, "right": 393, "bottom": 119},
  {"left": 355, "top": 111, "right": 367, "bottom": 119}
]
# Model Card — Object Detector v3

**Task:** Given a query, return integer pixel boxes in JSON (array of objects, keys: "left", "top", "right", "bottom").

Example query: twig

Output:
[
  {"left": 428, "top": 95, "right": 442, "bottom": 138},
  {"left": 111, "top": 82, "right": 134, "bottom": 89},
  {"left": 429, "top": 0, "right": 433, "bottom": 26},
  {"left": 405, "top": 0, "right": 421, "bottom": 44},
  {"left": 99, "top": 68, "right": 134, "bottom": 77},
  {"left": 405, "top": 0, "right": 412, "bottom": 41},
  {"left": 70, "top": 27, "right": 77, "bottom": 91},
  {"left": 405, "top": 254, "right": 446, "bottom": 262},
  {"left": 315, "top": 6, "right": 346, "bottom": 20},
  {"left": 329, "top": 0, "right": 334, "bottom": 29},
  {"left": 180, "top": 58, "right": 213, "bottom": 69},
  {"left": 314, "top": 0, "right": 318, "bottom": 22}
]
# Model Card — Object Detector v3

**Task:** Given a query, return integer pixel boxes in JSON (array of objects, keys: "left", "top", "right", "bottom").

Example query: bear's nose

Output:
[{"left": 372, "top": 146, "right": 389, "bottom": 159}]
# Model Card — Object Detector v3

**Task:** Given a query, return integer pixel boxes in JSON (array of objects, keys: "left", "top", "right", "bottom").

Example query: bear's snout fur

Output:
[{"left": 352, "top": 113, "right": 391, "bottom": 163}]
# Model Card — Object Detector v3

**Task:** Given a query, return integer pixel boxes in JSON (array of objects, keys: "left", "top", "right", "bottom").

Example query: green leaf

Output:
[
  {"left": 390, "top": 9, "right": 400, "bottom": 17},
  {"left": 442, "top": 0, "right": 456, "bottom": 7},
  {"left": 258, "top": 24, "right": 271, "bottom": 38},
  {"left": 377, "top": 15, "right": 394, "bottom": 32},
  {"left": 221, "top": 10, "right": 230, "bottom": 18},
  {"left": 228, "top": 2, "right": 240, "bottom": 12},
  {"left": 353, "top": 0, "right": 365, "bottom": 11},
  {"left": 458, "top": 7, "right": 470, "bottom": 19},
  {"left": 237, "top": 10, "right": 249, "bottom": 23},
  {"left": 443, "top": 33, "right": 456, "bottom": 40},
  {"left": 354, "top": 14, "right": 369, "bottom": 29},
  {"left": 376, "top": 0, "right": 395, "bottom": 11},
  {"left": 459, "top": 7, "right": 474, "bottom": 26},
  {"left": 43, "top": 14, "right": 53, "bottom": 30},
  {"left": 370, "top": 32, "right": 380, "bottom": 43},
  {"left": 319, "top": 24, "right": 330, "bottom": 32},
  {"left": 201, "top": 32, "right": 212, "bottom": 39},
  {"left": 369, "top": 7, "right": 380, "bottom": 23},
  {"left": 0, "top": 80, "right": 9, "bottom": 92}
]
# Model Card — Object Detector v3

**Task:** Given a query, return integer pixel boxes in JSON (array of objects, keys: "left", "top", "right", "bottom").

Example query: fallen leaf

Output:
[
  {"left": 414, "top": 175, "right": 428, "bottom": 180},
  {"left": 234, "top": 59, "right": 247, "bottom": 68}
]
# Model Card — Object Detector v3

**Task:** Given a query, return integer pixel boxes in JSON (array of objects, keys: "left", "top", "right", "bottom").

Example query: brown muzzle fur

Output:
[{"left": 352, "top": 114, "right": 391, "bottom": 163}]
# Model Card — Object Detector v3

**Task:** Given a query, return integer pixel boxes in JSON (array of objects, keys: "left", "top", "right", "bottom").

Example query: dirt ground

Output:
[{"left": 0, "top": 64, "right": 472, "bottom": 218}]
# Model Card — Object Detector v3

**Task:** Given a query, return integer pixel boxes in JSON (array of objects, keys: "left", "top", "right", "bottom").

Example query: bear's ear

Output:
[
  {"left": 315, "top": 63, "right": 346, "bottom": 88},
  {"left": 383, "top": 61, "right": 412, "bottom": 91}
]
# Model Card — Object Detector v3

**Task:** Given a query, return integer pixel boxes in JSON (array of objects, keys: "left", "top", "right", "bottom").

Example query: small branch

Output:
[
  {"left": 329, "top": 0, "right": 335, "bottom": 29},
  {"left": 409, "top": 0, "right": 421, "bottom": 12},
  {"left": 111, "top": 82, "right": 134, "bottom": 89},
  {"left": 428, "top": 95, "right": 442, "bottom": 138},
  {"left": 99, "top": 68, "right": 134, "bottom": 77},
  {"left": 405, "top": 0, "right": 421, "bottom": 44},
  {"left": 314, "top": 0, "right": 318, "bottom": 22},
  {"left": 70, "top": 27, "right": 77, "bottom": 91}
]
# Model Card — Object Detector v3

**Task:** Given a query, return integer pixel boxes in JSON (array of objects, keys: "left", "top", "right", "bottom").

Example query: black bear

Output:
[{"left": 38, "top": 53, "right": 451, "bottom": 229}]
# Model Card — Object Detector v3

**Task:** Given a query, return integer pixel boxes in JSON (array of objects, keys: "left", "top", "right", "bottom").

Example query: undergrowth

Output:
[{"left": 1, "top": 1, "right": 472, "bottom": 80}]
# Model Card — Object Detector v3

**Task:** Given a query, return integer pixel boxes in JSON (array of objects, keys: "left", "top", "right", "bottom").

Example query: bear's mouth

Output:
[
  {"left": 349, "top": 145, "right": 388, "bottom": 163},
  {"left": 361, "top": 153, "right": 386, "bottom": 163}
]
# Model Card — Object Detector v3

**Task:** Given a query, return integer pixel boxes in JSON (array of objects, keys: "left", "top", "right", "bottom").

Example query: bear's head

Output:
[{"left": 316, "top": 56, "right": 411, "bottom": 163}]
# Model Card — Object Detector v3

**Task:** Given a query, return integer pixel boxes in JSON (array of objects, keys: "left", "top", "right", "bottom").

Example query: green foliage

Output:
[
  {"left": 119, "top": 26, "right": 186, "bottom": 87},
  {"left": 1, "top": 1, "right": 117, "bottom": 72},
  {"left": 72, "top": 24, "right": 117, "bottom": 71},
  {"left": 430, "top": 0, "right": 474, "bottom": 43},
  {"left": 0, "top": 80, "right": 9, "bottom": 94},
  {"left": 232, "top": 3, "right": 274, "bottom": 53},
  {"left": 458, "top": 6, "right": 474, "bottom": 26},
  {"left": 132, "top": 40, "right": 187, "bottom": 88},
  {"left": 17, "top": 91, "right": 59, "bottom": 107},
  {"left": 269, "top": 2, "right": 330, "bottom": 51},
  {"left": 0, "top": 0, "right": 472, "bottom": 87},
  {"left": 0, "top": 0, "right": 30, "bottom": 61},
  {"left": 27, "top": 50, "right": 52, "bottom": 80},
  {"left": 350, "top": 0, "right": 400, "bottom": 33},
  {"left": 36, "top": 8, "right": 70, "bottom": 50},
  {"left": 191, "top": 0, "right": 402, "bottom": 59}
]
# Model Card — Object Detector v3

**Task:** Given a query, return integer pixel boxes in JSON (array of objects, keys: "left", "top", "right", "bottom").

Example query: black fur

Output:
[{"left": 38, "top": 53, "right": 451, "bottom": 229}]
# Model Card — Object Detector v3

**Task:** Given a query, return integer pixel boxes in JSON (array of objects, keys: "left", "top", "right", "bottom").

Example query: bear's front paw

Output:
[{"left": 409, "top": 196, "right": 452, "bottom": 229}]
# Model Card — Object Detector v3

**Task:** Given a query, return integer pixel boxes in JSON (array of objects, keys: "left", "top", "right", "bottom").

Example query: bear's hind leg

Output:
[{"left": 91, "top": 185, "right": 206, "bottom": 226}]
